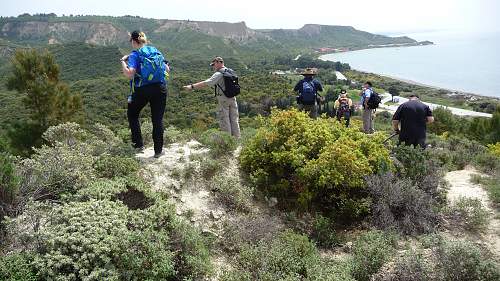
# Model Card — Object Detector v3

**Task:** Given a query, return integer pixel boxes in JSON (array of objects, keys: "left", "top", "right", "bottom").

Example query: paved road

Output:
[{"left": 379, "top": 94, "right": 492, "bottom": 118}]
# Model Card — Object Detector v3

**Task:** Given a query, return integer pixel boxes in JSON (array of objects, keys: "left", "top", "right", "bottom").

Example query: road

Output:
[{"left": 379, "top": 94, "right": 492, "bottom": 118}]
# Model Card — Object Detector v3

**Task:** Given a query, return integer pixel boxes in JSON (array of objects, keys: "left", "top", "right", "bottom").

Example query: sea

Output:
[{"left": 321, "top": 30, "right": 500, "bottom": 98}]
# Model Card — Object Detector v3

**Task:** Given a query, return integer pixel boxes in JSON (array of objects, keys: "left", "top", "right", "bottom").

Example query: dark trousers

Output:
[
  {"left": 127, "top": 83, "right": 167, "bottom": 154},
  {"left": 336, "top": 110, "right": 351, "bottom": 127},
  {"left": 399, "top": 137, "right": 426, "bottom": 149}
]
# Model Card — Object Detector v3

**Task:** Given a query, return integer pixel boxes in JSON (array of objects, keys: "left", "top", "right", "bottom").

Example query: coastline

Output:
[{"left": 319, "top": 51, "right": 500, "bottom": 101}]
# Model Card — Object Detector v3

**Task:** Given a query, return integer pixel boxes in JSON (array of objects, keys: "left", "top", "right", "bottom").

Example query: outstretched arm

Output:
[{"left": 183, "top": 81, "right": 208, "bottom": 91}]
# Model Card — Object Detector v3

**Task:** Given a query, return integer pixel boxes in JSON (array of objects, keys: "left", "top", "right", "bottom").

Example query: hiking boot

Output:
[
  {"left": 154, "top": 151, "right": 164, "bottom": 158},
  {"left": 134, "top": 146, "right": 145, "bottom": 152}
]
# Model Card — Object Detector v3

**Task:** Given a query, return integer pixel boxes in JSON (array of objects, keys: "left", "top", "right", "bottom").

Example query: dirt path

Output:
[
  {"left": 136, "top": 142, "right": 286, "bottom": 280},
  {"left": 444, "top": 167, "right": 500, "bottom": 256},
  {"left": 380, "top": 94, "right": 492, "bottom": 117}
]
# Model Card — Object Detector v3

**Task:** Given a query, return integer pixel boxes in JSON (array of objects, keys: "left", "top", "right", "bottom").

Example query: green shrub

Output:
[
  {"left": 435, "top": 239, "right": 499, "bottom": 281},
  {"left": 198, "top": 129, "right": 237, "bottom": 158},
  {"left": 310, "top": 214, "right": 342, "bottom": 248},
  {"left": 199, "top": 156, "right": 223, "bottom": 180},
  {"left": 94, "top": 155, "right": 140, "bottom": 178},
  {"left": 427, "top": 135, "right": 487, "bottom": 170},
  {"left": 18, "top": 142, "right": 95, "bottom": 201},
  {"left": 487, "top": 142, "right": 500, "bottom": 157},
  {"left": 0, "top": 253, "right": 37, "bottom": 281},
  {"left": 0, "top": 151, "right": 19, "bottom": 208},
  {"left": 31, "top": 200, "right": 175, "bottom": 280},
  {"left": 5, "top": 199, "right": 212, "bottom": 280},
  {"left": 163, "top": 126, "right": 189, "bottom": 144},
  {"left": 473, "top": 151, "right": 500, "bottom": 175},
  {"left": 372, "top": 250, "right": 433, "bottom": 281},
  {"left": 367, "top": 173, "right": 439, "bottom": 235},
  {"left": 221, "top": 230, "right": 351, "bottom": 281},
  {"left": 471, "top": 175, "right": 500, "bottom": 207},
  {"left": 351, "top": 230, "right": 397, "bottom": 281},
  {"left": 240, "top": 109, "right": 392, "bottom": 214},
  {"left": 428, "top": 107, "right": 462, "bottom": 136},
  {"left": 210, "top": 173, "right": 254, "bottom": 211},
  {"left": 445, "top": 197, "right": 489, "bottom": 232}
]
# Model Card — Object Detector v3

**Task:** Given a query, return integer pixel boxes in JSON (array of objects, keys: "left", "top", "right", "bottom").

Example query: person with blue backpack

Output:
[
  {"left": 294, "top": 68, "right": 323, "bottom": 118},
  {"left": 360, "top": 81, "right": 378, "bottom": 134},
  {"left": 120, "top": 30, "right": 169, "bottom": 158}
]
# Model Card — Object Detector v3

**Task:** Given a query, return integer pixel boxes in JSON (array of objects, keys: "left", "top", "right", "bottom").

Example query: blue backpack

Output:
[
  {"left": 133, "top": 46, "right": 167, "bottom": 88},
  {"left": 301, "top": 80, "right": 316, "bottom": 105}
]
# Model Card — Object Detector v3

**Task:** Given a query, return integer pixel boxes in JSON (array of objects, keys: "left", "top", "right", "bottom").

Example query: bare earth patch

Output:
[
  {"left": 136, "top": 141, "right": 285, "bottom": 280},
  {"left": 444, "top": 166, "right": 500, "bottom": 256}
]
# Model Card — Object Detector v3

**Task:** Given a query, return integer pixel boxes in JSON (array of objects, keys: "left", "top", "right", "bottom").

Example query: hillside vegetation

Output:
[{"left": 1, "top": 13, "right": 500, "bottom": 281}]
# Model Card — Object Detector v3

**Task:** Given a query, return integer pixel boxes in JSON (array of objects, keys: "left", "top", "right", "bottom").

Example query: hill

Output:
[{"left": 0, "top": 14, "right": 425, "bottom": 57}]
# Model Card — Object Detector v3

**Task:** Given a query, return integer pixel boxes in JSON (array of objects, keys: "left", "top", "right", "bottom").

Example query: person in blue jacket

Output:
[{"left": 120, "top": 31, "right": 169, "bottom": 158}]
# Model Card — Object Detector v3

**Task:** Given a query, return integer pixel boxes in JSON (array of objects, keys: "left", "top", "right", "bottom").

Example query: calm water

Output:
[{"left": 321, "top": 31, "right": 500, "bottom": 98}]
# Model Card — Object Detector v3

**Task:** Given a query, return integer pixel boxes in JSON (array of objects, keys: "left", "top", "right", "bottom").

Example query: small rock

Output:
[
  {"left": 190, "top": 216, "right": 197, "bottom": 223},
  {"left": 180, "top": 198, "right": 186, "bottom": 203},
  {"left": 210, "top": 210, "right": 223, "bottom": 220},
  {"left": 176, "top": 210, "right": 182, "bottom": 216},
  {"left": 268, "top": 197, "right": 278, "bottom": 207},
  {"left": 202, "top": 228, "right": 219, "bottom": 237},
  {"left": 343, "top": 242, "right": 353, "bottom": 253}
]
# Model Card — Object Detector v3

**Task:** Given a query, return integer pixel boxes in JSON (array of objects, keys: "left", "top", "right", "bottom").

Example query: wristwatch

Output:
[{"left": 190, "top": 84, "right": 194, "bottom": 90}]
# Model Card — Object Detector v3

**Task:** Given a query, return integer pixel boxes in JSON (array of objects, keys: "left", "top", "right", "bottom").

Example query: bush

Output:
[
  {"left": 445, "top": 197, "right": 489, "bottom": 232},
  {"left": 428, "top": 107, "right": 462, "bottom": 136},
  {"left": 473, "top": 151, "right": 500, "bottom": 175},
  {"left": 0, "top": 151, "right": 19, "bottom": 209},
  {"left": 367, "top": 173, "right": 439, "bottom": 235},
  {"left": 0, "top": 253, "right": 37, "bottom": 281},
  {"left": 210, "top": 173, "right": 254, "bottom": 211},
  {"left": 240, "top": 109, "right": 392, "bottom": 214},
  {"left": 372, "top": 250, "right": 433, "bottom": 281},
  {"left": 221, "top": 230, "right": 353, "bottom": 281},
  {"left": 435, "top": 239, "right": 499, "bottom": 281},
  {"left": 310, "top": 214, "right": 342, "bottom": 248},
  {"left": 487, "top": 142, "right": 500, "bottom": 157},
  {"left": 471, "top": 175, "right": 500, "bottom": 207},
  {"left": 5, "top": 198, "right": 212, "bottom": 280},
  {"left": 351, "top": 230, "right": 397, "bottom": 281},
  {"left": 94, "top": 155, "right": 140, "bottom": 179},
  {"left": 198, "top": 129, "right": 237, "bottom": 158},
  {"left": 426, "top": 135, "right": 488, "bottom": 171}
]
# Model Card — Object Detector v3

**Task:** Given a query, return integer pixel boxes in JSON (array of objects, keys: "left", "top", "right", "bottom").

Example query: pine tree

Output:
[{"left": 6, "top": 49, "right": 83, "bottom": 129}]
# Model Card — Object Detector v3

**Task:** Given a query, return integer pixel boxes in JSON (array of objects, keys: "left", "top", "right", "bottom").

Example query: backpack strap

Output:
[{"left": 215, "top": 68, "right": 228, "bottom": 97}]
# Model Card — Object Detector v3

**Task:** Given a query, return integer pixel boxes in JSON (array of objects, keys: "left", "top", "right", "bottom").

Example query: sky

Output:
[{"left": 2, "top": 0, "right": 499, "bottom": 34}]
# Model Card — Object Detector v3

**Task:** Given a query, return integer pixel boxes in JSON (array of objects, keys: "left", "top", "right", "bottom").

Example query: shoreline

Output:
[{"left": 319, "top": 52, "right": 499, "bottom": 101}]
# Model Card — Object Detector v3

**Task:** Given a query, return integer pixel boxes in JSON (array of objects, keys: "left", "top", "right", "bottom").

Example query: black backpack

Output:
[
  {"left": 367, "top": 90, "right": 382, "bottom": 109},
  {"left": 216, "top": 68, "right": 240, "bottom": 98}
]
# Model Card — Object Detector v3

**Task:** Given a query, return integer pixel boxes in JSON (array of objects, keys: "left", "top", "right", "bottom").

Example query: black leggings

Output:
[{"left": 127, "top": 83, "right": 167, "bottom": 154}]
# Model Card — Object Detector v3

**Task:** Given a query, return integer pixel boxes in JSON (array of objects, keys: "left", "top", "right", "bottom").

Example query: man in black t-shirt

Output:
[{"left": 392, "top": 95, "right": 434, "bottom": 148}]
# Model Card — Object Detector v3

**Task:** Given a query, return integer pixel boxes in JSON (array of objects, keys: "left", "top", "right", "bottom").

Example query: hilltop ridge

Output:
[{"left": 0, "top": 14, "right": 425, "bottom": 52}]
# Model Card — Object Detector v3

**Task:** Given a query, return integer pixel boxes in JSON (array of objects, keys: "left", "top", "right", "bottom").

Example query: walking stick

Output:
[{"left": 383, "top": 132, "right": 399, "bottom": 144}]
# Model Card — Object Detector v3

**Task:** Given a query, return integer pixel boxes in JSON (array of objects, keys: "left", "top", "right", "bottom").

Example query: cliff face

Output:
[
  {"left": 155, "top": 20, "right": 257, "bottom": 41},
  {"left": 0, "top": 17, "right": 419, "bottom": 50},
  {"left": 1, "top": 21, "right": 128, "bottom": 45}
]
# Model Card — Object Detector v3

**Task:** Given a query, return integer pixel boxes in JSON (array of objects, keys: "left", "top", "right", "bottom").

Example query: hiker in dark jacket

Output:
[
  {"left": 392, "top": 94, "right": 434, "bottom": 148},
  {"left": 121, "top": 30, "right": 169, "bottom": 158},
  {"left": 294, "top": 68, "right": 323, "bottom": 118}
]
